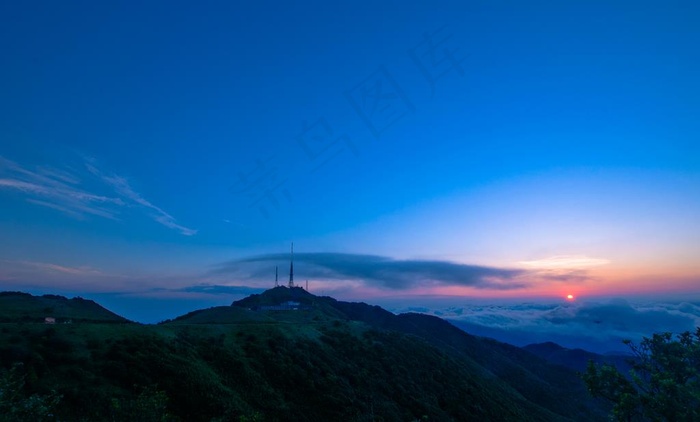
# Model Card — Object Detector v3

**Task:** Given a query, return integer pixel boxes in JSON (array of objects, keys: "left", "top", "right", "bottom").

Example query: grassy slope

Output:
[{"left": 0, "top": 292, "right": 128, "bottom": 323}]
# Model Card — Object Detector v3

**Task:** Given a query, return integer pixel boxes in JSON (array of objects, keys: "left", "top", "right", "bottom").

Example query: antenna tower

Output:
[{"left": 288, "top": 242, "right": 294, "bottom": 288}]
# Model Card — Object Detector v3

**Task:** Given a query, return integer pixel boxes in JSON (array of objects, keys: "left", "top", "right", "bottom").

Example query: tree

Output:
[
  {"left": 0, "top": 364, "right": 61, "bottom": 422},
  {"left": 110, "top": 385, "right": 177, "bottom": 422},
  {"left": 582, "top": 328, "right": 700, "bottom": 421}
]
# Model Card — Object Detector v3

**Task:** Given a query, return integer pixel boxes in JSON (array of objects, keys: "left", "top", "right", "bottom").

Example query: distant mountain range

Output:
[
  {"left": 0, "top": 287, "right": 616, "bottom": 421},
  {"left": 523, "top": 341, "right": 632, "bottom": 374}
]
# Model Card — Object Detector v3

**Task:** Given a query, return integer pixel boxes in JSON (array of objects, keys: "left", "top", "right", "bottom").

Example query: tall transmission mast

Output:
[
  {"left": 275, "top": 266, "right": 278, "bottom": 287},
  {"left": 288, "top": 242, "right": 294, "bottom": 288}
]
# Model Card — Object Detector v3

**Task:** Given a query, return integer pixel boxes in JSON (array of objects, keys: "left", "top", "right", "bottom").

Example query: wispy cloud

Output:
[
  {"left": 85, "top": 160, "right": 197, "bottom": 236},
  {"left": 0, "top": 157, "right": 124, "bottom": 220},
  {"left": 515, "top": 255, "right": 609, "bottom": 285},
  {"left": 0, "top": 155, "right": 196, "bottom": 235},
  {"left": 518, "top": 255, "right": 610, "bottom": 270},
  {"left": 19, "top": 261, "right": 103, "bottom": 276},
  {"left": 0, "top": 258, "right": 124, "bottom": 291},
  {"left": 25, "top": 198, "right": 119, "bottom": 220},
  {"left": 214, "top": 252, "right": 527, "bottom": 290},
  {"left": 0, "top": 259, "right": 205, "bottom": 293}
]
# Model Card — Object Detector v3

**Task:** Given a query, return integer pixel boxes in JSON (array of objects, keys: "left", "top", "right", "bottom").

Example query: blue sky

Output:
[{"left": 1, "top": 1, "right": 699, "bottom": 327}]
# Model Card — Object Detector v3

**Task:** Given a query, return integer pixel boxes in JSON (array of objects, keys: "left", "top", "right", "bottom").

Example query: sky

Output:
[{"left": 1, "top": 1, "right": 699, "bottom": 341}]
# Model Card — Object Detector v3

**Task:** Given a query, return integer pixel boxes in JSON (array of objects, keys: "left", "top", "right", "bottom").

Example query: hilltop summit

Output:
[
  {"left": 0, "top": 291, "right": 129, "bottom": 323},
  {"left": 231, "top": 285, "right": 315, "bottom": 308}
]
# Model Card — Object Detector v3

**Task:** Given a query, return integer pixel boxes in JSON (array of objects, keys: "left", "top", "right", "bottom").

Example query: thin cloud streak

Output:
[
  {"left": 85, "top": 160, "right": 197, "bottom": 236},
  {"left": 25, "top": 198, "right": 120, "bottom": 220},
  {"left": 0, "top": 155, "right": 196, "bottom": 236},
  {"left": 518, "top": 255, "right": 610, "bottom": 269},
  {"left": 19, "top": 261, "right": 103, "bottom": 276},
  {"left": 0, "top": 259, "right": 210, "bottom": 294}
]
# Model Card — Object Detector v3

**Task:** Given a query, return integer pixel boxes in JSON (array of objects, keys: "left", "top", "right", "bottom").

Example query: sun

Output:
[{"left": 566, "top": 294, "right": 575, "bottom": 301}]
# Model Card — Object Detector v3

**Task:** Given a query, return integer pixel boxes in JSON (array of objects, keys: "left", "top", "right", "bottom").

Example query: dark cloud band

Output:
[{"left": 214, "top": 252, "right": 527, "bottom": 290}]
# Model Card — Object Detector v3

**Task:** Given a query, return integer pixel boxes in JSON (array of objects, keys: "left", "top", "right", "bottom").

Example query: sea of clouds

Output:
[{"left": 388, "top": 298, "right": 700, "bottom": 354}]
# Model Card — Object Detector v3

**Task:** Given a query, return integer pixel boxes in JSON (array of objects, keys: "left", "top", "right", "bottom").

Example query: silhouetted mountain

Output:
[
  {"left": 524, "top": 341, "right": 632, "bottom": 373},
  {"left": 232, "top": 285, "right": 316, "bottom": 307}
]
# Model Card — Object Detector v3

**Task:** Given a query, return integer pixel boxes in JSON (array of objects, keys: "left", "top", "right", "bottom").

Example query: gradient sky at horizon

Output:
[{"left": 1, "top": 1, "right": 699, "bottom": 322}]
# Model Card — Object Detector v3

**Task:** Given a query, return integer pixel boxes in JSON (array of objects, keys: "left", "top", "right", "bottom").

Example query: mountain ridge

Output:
[
  {"left": 0, "top": 288, "right": 609, "bottom": 421},
  {"left": 0, "top": 291, "right": 129, "bottom": 323},
  {"left": 524, "top": 341, "right": 633, "bottom": 373}
]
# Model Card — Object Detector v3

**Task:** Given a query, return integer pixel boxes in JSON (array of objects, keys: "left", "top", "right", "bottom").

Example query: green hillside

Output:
[
  {"left": 163, "top": 306, "right": 274, "bottom": 325},
  {"left": 0, "top": 288, "right": 608, "bottom": 421},
  {"left": 244, "top": 288, "right": 609, "bottom": 421},
  {"left": 0, "top": 292, "right": 129, "bottom": 323}
]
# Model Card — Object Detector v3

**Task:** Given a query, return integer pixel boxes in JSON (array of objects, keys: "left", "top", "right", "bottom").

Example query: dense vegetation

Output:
[
  {"left": 0, "top": 289, "right": 609, "bottom": 421},
  {"left": 583, "top": 329, "right": 700, "bottom": 421}
]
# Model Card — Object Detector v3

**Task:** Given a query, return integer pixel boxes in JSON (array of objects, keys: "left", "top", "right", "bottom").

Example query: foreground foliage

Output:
[
  {"left": 583, "top": 328, "right": 700, "bottom": 421},
  {"left": 0, "top": 364, "right": 61, "bottom": 422}
]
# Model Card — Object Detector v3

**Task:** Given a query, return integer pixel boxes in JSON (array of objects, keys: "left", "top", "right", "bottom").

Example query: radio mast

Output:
[{"left": 288, "top": 242, "right": 294, "bottom": 288}]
